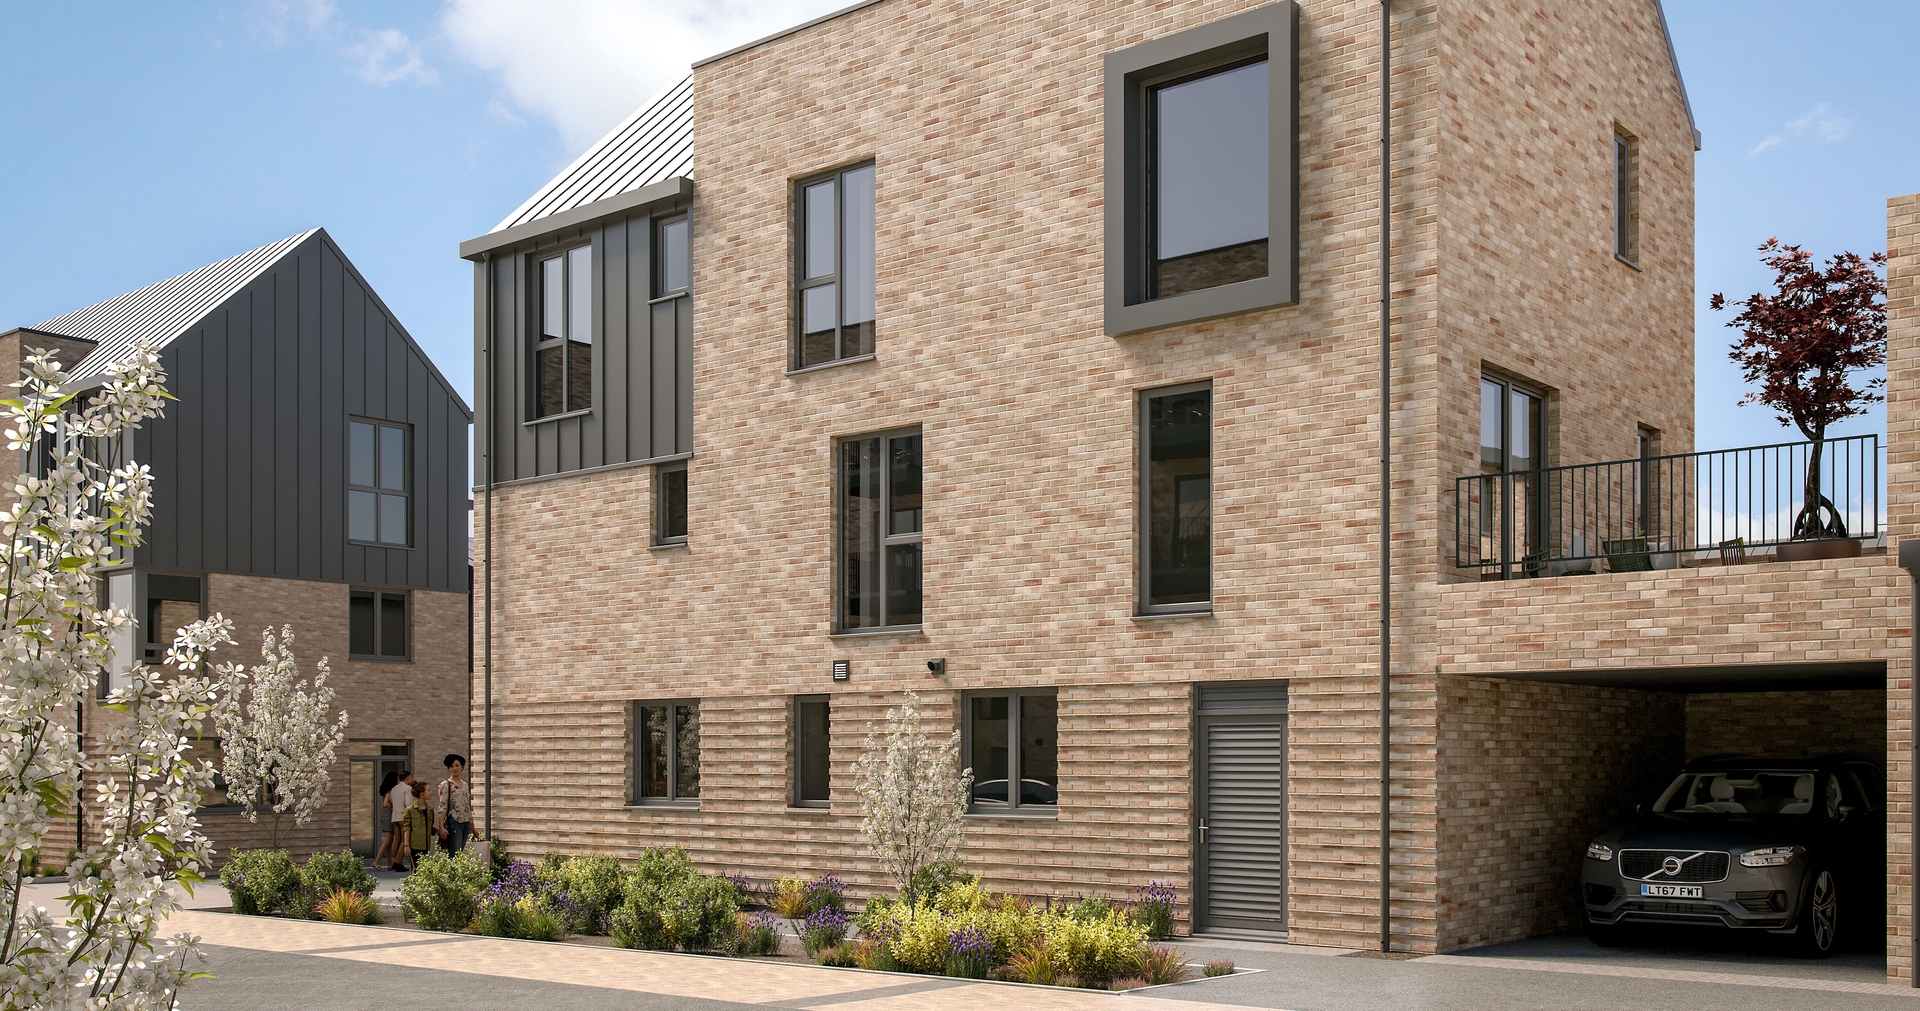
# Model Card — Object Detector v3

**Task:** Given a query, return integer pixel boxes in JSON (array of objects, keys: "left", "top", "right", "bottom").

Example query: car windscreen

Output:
[{"left": 1652, "top": 771, "right": 1815, "bottom": 817}]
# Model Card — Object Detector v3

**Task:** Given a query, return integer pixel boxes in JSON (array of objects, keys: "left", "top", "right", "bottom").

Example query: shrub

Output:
[
  {"left": 628, "top": 845, "right": 697, "bottom": 895},
  {"left": 486, "top": 837, "right": 511, "bottom": 878},
  {"left": 475, "top": 860, "right": 585, "bottom": 937},
  {"left": 665, "top": 875, "right": 742, "bottom": 952},
  {"left": 904, "top": 859, "right": 970, "bottom": 907},
  {"left": 1132, "top": 882, "right": 1176, "bottom": 941},
  {"left": 732, "top": 910, "right": 782, "bottom": 956},
  {"left": 221, "top": 849, "right": 301, "bottom": 916},
  {"left": 807, "top": 873, "right": 848, "bottom": 913},
  {"left": 609, "top": 901, "right": 675, "bottom": 951},
  {"left": 314, "top": 888, "right": 382, "bottom": 925},
  {"left": 1065, "top": 894, "right": 1114, "bottom": 923},
  {"left": 302, "top": 850, "right": 378, "bottom": 900},
  {"left": 816, "top": 943, "right": 859, "bottom": 968},
  {"left": 1202, "top": 959, "right": 1234, "bottom": 977},
  {"left": 611, "top": 861, "right": 739, "bottom": 953},
  {"left": 800, "top": 906, "right": 852, "bottom": 958},
  {"left": 1135, "top": 945, "right": 1193, "bottom": 986},
  {"left": 1002, "top": 939, "right": 1059, "bottom": 986},
  {"left": 771, "top": 876, "right": 811, "bottom": 918},
  {"left": 945, "top": 925, "right": 993, "bottom": 979},
  {"left": 400, "top": 847, "right": 493, "bottom": 931},
  {"left": 555, "top": 854, "right": 625, "bottom": 934},
  {"left": 1049, "top": 911, "right": 1147, "bottom": 986},
  {"left": 849, "top": 938, "right": 902, "bottom": 972}
]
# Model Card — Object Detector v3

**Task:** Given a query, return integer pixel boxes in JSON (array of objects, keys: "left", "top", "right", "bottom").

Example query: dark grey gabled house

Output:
[{"left": 7, "top": 228, "right": 473, "bottom": 863}]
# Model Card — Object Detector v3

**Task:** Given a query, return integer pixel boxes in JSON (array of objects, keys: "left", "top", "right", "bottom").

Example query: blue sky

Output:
[{"left": 1, "top": 1, "right": 1914, "bottom": 455}]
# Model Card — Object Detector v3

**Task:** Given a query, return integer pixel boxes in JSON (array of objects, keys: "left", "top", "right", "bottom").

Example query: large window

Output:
[
  {"left": 1141, "top": 383, "right": 1211, "bottom": 612},
  {"left": 1613, "top": 127, "right": 1639, "bottom": 264},
  {"left": 1105, "top": 2, "right": 1297, "bottom": 335},
  {"left": 656, "top": 462, "right": 688, "bottom": 546},
  {"left": 839, "top": 429, "right": 921, "bottom": 631},
  {"left": 794, "top": 695, "right": 830, "bottom": 807},
  {"left": 349, "top": 419, "right": 408, "bottom": 546},
  {"left": 633, "top": 700, "right": 700, "bottom": 805},
  {"left": 1479, "top": 374, "right": 1546, "bottom": 573},
  {"left": 964, "top": 691, "right": 1058, "bottom": 813},
  {"left": 350, "top": 589, "right": 409, "bottom": 660},
  {"left": 535, "top": 244, "right": 592, "bottom": 417},
  {"left": 794, "top": 163, "right": 876, "bottom": 370}
]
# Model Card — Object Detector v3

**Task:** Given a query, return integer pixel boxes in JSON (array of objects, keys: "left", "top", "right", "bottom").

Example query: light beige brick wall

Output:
[
  {"left": 476, "top": 0, "right": 1699, "bottom": 956},
  {"left": 1883, "top": 192, "right": 1919, "bottom": 980},
  {"left": 1688, "top": 690, "right": 1886, "bottom": 762}
]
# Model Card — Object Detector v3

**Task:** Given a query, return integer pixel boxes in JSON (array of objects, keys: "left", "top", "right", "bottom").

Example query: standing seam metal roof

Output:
[
  {"left": 39, "top": 229, "right": 320, "bottom": 381},
  {"left": 490, "top": 76, "right": 693, "bottom": 234}
]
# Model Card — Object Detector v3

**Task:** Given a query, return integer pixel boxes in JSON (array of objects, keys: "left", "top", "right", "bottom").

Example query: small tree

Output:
[
  {"left": 213, "top": 626, "right": 348, "bottom": 848},
  {"left": 1711, "top": 237, "right": 1887, "bottom": 539},
  {"left": 0, "top": 344, "right": 242, "bottom": 1010},
  {"left": 853, "top": 691, "right": 972, "bottom": 905}
]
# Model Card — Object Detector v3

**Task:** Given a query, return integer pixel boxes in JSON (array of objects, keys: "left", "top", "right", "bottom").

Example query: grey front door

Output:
[{"left": 1195, "top": 684, "right": 1287, "bottom": 934}]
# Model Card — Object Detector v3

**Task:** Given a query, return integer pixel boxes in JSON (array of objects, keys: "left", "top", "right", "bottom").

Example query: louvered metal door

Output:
[{"left": 1196, "top": 685, "right": 1287, "bottom": 934}]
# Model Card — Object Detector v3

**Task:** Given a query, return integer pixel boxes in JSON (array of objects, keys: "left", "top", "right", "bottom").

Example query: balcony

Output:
[{"left": 1455, "top": 434, "right": 1882, "bottom": 579}]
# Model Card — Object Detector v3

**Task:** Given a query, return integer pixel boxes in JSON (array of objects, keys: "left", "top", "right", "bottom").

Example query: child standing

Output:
[{"left": 400, "top": 785, "right": 435, "bottom": 868}]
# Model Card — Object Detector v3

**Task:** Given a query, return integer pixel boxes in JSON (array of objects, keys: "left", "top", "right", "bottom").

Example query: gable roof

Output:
[
  {"left": 40, "top": 229, "right": 319, "bottom": 381},
  {"left": 490, "top": 75, "right": 693, "bottom": 235},
  {"left": 1652, "top": 0, "right": 1702, "bottom": 151}
]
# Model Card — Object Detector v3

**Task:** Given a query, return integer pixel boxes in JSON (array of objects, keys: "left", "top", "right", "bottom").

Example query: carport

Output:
[{"left": 1436, "top": 661, "right": 1888, "bottom": 965}]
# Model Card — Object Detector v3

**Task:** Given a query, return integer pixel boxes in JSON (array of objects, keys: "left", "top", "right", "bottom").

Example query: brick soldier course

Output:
[{"left": 468, "top": 0, "right": 1913, "bottom": 977}]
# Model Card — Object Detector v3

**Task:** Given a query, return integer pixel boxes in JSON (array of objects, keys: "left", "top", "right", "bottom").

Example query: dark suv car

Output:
[{"left": 1580, "top": 755, "right": 1884, "bottom": 956}]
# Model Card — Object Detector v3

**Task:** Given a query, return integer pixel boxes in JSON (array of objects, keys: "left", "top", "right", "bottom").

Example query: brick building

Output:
[
  {"left": 7, "top": 229, "right": 473, "bottom": 865},
  {"left": 463, "top": 0, "right": 1914, "bottom": 975}
]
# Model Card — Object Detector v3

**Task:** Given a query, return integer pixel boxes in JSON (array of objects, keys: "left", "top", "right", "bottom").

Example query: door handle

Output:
[{"left": 1198, "top": 820, "right": 1209, "bottom": 843}]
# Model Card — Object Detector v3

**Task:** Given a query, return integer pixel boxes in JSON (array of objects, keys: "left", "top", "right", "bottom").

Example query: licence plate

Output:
[{"left": 1640, "top": 884, "right": 1703, "bottom": 898}]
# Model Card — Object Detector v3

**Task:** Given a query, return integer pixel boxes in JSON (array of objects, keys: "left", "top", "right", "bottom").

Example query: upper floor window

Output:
[
  {"left": 656, "top": 461, "right": 687, "bottom": 546},
  {"left": 794, "top": 163, "right": 876, "bottom": 370},
  {"left": 1613, "top": 127, "right": 1639, "bottom": 264},
  {"left": 1105, "top": 2, "right": 1297, "bottom": 335},
  {"left": 1141, "top": 383, "right": 1211, "bottom": 612},
  {"left": 535, "top": 244, "right": 592, "bottom": 417},
  {"left": 349, "top": 419, "right": 408, "bottom": 546},
  {"left": 1479, "top": 374, "right": 1546, "bottom": 569},
  {"left": 839, "top": 429, "right": 921, "bottom": 631},
  {"left": 350, "top": 588, "right": 409, "bottom": 660},
  {"left": 144, "top": 573, "right": 202, "bottom": 658},
  {"left": 655, "top": 214, "right": 689, "bottom": 298}
]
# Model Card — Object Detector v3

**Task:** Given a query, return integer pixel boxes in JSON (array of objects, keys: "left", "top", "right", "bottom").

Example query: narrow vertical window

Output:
[
  {"left": 839, "top": 429, "right": 922, "bottom": 630},
  {"left": 794, "top": 695, "right": 831, "bottom": 807},
  {"left": 1479, "top": 374, "right": 1547, "bottom": 576},
  {"left": 656, "top": 462, "right": 688, "bottom": 545},
  {"left": 348, "top": 419, "right": 409, "bottom": 546},
  {"left": 633, "top": 700, "right": 700, "bottom": 804},
  {"left": 1141, "top": 383, "right": 1211, "bottom": 612},
  {"left": 795, "top": 163, "right": 876, "bottom": 369},
  {"left": 534, "top": 244, "right": 592, "bottom": 417},
  {"left": 655, "top": 214, "right": 690, "bottom": 298},
  {"left": 965, "top": 690, "right": 1059, "bottom": 813},
  {"left": 1613, "top": 127, "right": 1639, "bottom": 264},
  {"left": 349, "top": 589, "right": 410, "bottom": 660}
]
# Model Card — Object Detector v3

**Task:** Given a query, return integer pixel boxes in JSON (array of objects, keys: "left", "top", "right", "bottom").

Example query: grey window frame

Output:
[
  {"left": 349, "top": 588, "right": 410, "bottom": 662},
  {"left": 961, "top": 688, "right": 1059, "bottom": 817},
  {"left": 835, "top": 426, "right": 923, "bottom": 633},
  {"left": 792, "top": 161, "right": 877, "bottom": 370},
  {"left": 630, "top": 699, "right": 700, "bottom": 807},
  {"left": 1139, "top": 381, "right": 1213, "bottom": 614},
  {"left": 348, "top": 418, "right": 410, "bottom": 547},
  {"left": 793, "top": 694, "right": 831, "bottom": 808},
  {"left": 1614, "top": 127, "right": 1640, "bottom": 266},
  {"left": 141, "top": 571, "right": 205, "bottom": 656},
  {"left": 531, "top": 241, "right": 593, "bottom": 418},
  {"left": 1104, "top": 1, "right": 1298, "bottom": 336},
  {"left": 654, "top": 212, "right": 690, "bottom": 299},
  {"left": 655, "top": 461, "right": 688, "bottom": 546}
]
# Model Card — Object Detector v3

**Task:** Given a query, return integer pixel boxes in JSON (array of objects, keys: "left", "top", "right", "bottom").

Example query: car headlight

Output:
[
  {"left": 1739, "top": 845, "right": 1804, "bottom": 867},
  {"left": 1586, "top": 843, "right": 1613, "bottom": 861}
]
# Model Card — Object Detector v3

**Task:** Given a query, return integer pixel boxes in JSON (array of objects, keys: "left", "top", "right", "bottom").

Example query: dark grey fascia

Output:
[
  {"left": 1103, "top": 1, "right": 1299, "bottom": 337},
  {"left": 459, "top": 177, "right": 693, "bottom": 260}
]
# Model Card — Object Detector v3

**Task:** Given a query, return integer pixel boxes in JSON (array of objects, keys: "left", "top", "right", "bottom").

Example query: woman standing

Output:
[
  {"left": 373, "top": 769, "right": 410, "bottom": 872},
  {"left": 435, "top": 754, "right": 478, "bottom": 854}
]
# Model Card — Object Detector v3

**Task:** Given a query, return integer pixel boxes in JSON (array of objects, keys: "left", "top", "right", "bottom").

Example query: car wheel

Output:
[
  {"left": 1795, "top": 869, "right": 1839, "bottom": 957},
  {"left": 1585, "top": 915, "right": 1631, "bottom": 948}
]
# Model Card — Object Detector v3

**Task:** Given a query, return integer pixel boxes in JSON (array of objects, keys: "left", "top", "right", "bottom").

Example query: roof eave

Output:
[
  {"left": 460, "top": 176, "right": 694, "bottom": 260},
  {"left": 1652, "top": 0, "right": 1703, "bottom": 151}
]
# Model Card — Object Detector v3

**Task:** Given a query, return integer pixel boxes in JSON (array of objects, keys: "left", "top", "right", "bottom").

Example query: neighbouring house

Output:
[
  {"left": 6, "top": 228, "right": 473, "bottom": 865},
  {"left": 462, "top": 0, "right": 1915, "bottom": 978}
]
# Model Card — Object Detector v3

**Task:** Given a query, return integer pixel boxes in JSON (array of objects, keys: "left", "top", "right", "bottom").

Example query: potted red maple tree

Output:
[{"left": 1710, "top": 238, "right": 1886, "bottom": 561}]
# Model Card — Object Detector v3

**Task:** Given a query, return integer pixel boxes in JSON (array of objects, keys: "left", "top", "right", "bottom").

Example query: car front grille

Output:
[{"left": 1619, "top": 849, "right": 1730, "bottom": 882}]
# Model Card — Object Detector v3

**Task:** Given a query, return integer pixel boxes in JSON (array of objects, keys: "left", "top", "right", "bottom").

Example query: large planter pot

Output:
[{"left": 1775, "top": 538, "right": 1863, "bottom": 562}]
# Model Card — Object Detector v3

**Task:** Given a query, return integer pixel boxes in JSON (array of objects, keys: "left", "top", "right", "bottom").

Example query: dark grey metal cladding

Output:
[
  {"left": 474, "top": 197, "right": 693, "bottom": 484},
  {"left": 135, "top": 230, "right": 472, "bottom": 593}
]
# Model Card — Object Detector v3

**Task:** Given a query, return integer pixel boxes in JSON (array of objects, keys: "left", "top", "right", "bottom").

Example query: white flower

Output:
[{"left": 853, "top": 691, "right": 972, "bottom": 900}]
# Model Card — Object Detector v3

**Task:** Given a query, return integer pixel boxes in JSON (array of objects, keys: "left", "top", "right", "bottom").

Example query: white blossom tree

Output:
[
  {"left": 0, "top": 344, "right": 242, "bottom": 1010},
  {"left": 853, "top": 691, "right": 972, "bottom": 903},
  {"left": 213, "top": 626, "right": 348, "bottom": 849}
]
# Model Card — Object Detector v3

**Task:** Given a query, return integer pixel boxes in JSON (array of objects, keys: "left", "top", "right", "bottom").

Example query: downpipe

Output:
[
  {"left": 1377, "top": 0, "right": 1394, "bottom": 954},
  {"left": 1900, "top": 538, "right": 1919, "bottom": 986},
  {"left": 482, "top": 252, "right": 495, "bottom": 841}
]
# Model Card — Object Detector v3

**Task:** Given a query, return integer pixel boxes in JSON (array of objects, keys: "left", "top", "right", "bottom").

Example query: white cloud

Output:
[
  {"left": 1749, "top": 102, "right": 1850, "bottom": 157},
  {"left": 347, "top": 28, "right": 439, "bottom": 86},
  {"left": 440, "top": 0, "right": 849, "bottom": 149},
  {"left": 254, "top": 0, "right": 337, "bottom": 43}
]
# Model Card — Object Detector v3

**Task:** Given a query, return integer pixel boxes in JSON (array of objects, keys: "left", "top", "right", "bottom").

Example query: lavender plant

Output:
[
  {"left": 801, "top": 906, "right": 853, "bottom": 958},
  {"left": 1132, "top": 881, "right": 1177, "bottom": 940},
  {"left": 0, "top": 344, "right": 245, "bottom": 1010},
  {"left": 944, "top": 924, "right": 993, "bottom": 979}
]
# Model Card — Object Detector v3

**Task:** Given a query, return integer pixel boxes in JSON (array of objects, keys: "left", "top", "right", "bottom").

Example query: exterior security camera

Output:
[{"left": 927, "top": 658, "right": 946, "bottom": 676}]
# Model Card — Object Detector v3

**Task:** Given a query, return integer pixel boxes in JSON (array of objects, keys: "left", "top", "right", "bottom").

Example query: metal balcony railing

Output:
[{"left": 1455, "top": 434, "right": 1882, "bottom": 579}]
